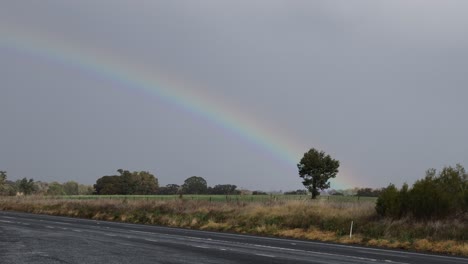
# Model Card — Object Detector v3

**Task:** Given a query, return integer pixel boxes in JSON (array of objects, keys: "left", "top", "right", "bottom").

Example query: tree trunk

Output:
[
  {"left": 310, "top": 183, "right": 318, "bottom": 199},
  {"left": 311, "top": 192, "right": 317, "bottom": 199}
]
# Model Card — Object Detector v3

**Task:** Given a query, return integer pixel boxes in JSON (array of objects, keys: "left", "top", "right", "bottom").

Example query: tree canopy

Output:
[
  {"left": 47, "top": 182, "right": 65, "bottom": 196},
  {"left": 209, "top": 184, "right": 239, "bottom": 195},
  {"left": 157, "top": 184, "right": 180, "bottom": 195},
  {"left": 0, "top": 171, "right": 6, "bottom": 189},
  {"left": 0, "top": 171, "right": 17, "bottom": 196},
  {"left": 297, "top": 148, "right": 340, "bottom": 199},
  {"left": 94, "top": 169, "right": 159, "bottom": 195},
  {"left": 17, "top": 178, "right": 36, "bottom": 195},
  {"left": 63, "top": 181, "right": 79, "bottom": 195},
  {"left": 182, "top": 176, "right": 207, "bottom": 194}
]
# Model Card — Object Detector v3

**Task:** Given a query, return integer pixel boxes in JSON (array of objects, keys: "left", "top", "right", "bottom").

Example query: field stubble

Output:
[{"left": 0, "top": 195, "right": 466, "bottom": 256}]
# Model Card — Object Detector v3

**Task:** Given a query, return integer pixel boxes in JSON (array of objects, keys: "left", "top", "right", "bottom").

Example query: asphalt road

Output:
[{"left": 0, "top": 211, "right": 466, "bottom": 264}]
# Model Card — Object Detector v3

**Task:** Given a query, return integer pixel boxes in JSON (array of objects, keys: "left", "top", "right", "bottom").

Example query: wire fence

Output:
[{"left": 49, "top": 194, "right": 377, "bottom": 203}]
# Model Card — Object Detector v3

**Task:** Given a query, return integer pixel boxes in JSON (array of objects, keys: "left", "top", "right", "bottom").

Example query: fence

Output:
[{"left": 49, "top": 194, "right": 377, "bottom": 203}]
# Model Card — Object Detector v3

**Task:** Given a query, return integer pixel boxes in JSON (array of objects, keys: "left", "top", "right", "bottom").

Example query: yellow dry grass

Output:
[{"left": 0, "top": 195, "right": 466, "bottom": 256}]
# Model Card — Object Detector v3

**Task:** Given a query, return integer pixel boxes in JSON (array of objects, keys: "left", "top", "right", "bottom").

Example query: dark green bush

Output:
[
  {"left": 376, "top": 164, "right": 467, "bottom": 220},
  {"left": 376, "top": 184, "right": 400, "bottom": 218}
]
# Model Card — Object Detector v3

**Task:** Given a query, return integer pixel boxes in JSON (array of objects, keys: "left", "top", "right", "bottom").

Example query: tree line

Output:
[
  {"left": 94, "top": 172, "right": 242, "bottom": 195},
  {"left": 3, "top": 147, "right": 467, "bottom": 222},
  {"left": 1, "top": 147, "right": 337, "bottom": 197},
  {"left": 0, "top": 171, "right": 93, "bottom": 196},
  {"left": 1, "top": 169, "right": 292, "bottom": 196}
]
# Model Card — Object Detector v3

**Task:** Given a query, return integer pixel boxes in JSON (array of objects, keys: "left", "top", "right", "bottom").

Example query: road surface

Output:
[{"left": 0, "top": 211, "right": 466, "bottom": 264}]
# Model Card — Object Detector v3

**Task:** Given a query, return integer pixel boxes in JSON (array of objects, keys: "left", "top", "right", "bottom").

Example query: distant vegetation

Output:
[
  {"left": 376, "top": 164, "right": 467, "bottom": 220},
  {"left": 94, "top": 172, "right": 243, "bottom": 196},
  {"left": 1, "top": 162, "right": 467, "bottom": 255},
  {"left": 156, "top": 184, "right": 180, "bottom": 195},
  {"left": 94, "top": 169, "right": 159, "bottom": 195},
  {"left": 0, "top": 171, "right": 93, "bottom": 196},
  {"left": 0, "top": 170, "right": 246, "bottom": 196},
  {"left": 284, "top": 189, "right": 308, "bottom": 195},
  {"left": 2, "top": 146, "right": 342, "bottom": 197},
  {"left": 356, "top": 188, "right": 383, "bottom": 197}
]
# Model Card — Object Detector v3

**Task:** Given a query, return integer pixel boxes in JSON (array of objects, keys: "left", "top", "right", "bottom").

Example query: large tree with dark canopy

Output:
[
  {"left": 157, "top": 184, "right": 180, "bottom": 195},
  {"left": 297, "top": 148, "right": 340, "bottom": 199},
  {"left": 209, "top": 184, "right": 239, "bottom": 195},
  {"left": 94, "top": 169, "right": 159, "bottom": 195},
  {"left": 182, "top": 176, "right": 208, "bottom": 194}
]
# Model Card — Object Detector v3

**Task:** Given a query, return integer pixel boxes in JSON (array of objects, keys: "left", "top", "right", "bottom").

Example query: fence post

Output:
[{"left": 349, "top": 221, "right": 354, "bottom": 239}]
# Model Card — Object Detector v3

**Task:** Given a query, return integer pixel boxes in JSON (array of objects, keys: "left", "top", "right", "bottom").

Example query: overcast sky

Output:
[{"left": 1, "top": 1, "right": 467, "bottom": 191}]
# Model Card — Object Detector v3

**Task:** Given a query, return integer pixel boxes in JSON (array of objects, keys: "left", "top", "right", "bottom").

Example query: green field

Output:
[{"left": 52, "top": 194, "right": 377, "bottom": 203}]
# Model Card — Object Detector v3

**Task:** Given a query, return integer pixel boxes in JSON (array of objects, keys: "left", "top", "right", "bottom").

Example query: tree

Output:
[
  {"left": 408, "top": 166, "right": 462, "bottom": 219},
  {"left": 0, "top": 171, "right": 8, "bottom": 196},
  {"left": 297, "top": 148, "right": 340, "bottom": 199},
  {"left": 375, "top": 184, "right": 401, "bottom": 218},
  {"left": 131, "top": 171, "right": 159, "bottom": 194},
  {"left": 284, "top": 189, "right": 308, "bottom": 195},
  {"left": 1, "top": 183, "right": 17, "bottom": 196},
  {"left": 0, "top": 171, "right": 6, "bottom": 191},
  {"left": 209, "top": 184, "right": 239, "bottom": 195},
  {"left": 34, "top": 181, "right": 49, "bottom": 195},
  {"left": 63, "top": 181, "right": 79, "bottom": 195},
  {"left": 0, "top": 171, "right": 6, "bottom": 188},
  {"left": 94, "top": 170, "right": 159, "bottom": 195},
  {"left": 17, "top": 178, "right": 36, "bottom": 195},
  {"left": 437, "top": 164, "right": 467, "bottom": 214},
  {"left": 356, "top": 188, "right": 383, "bottom": 197},
  {"left": 157, "top": 184, "right": 180, "bottom": 195},
  {"left": 118, "top": 169, "right": 135, "bottom": 194},
  {"left": 94, "top": 175, "right": 122, "bottom": 195},
  {"left": 182, "top": 176, "right": 208, "bottom": 194},
  {"left": 78, "top": 184, "right": 94, "bottom": 195},
  {"left": 47, "top": 182, "right": 65, "bottom": 196}
]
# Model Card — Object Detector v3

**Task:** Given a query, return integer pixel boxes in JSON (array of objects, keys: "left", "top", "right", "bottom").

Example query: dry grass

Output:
[{"left": 0, "top": 196, "right": 466, "bottom": 256}]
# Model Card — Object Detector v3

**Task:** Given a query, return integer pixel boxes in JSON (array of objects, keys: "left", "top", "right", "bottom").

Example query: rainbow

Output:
[{"left": 0, "top": 25, "right": 356, "bottom": 189}]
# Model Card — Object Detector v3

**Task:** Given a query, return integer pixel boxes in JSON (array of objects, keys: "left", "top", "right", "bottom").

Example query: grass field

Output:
[{"left": 0, "top": 195, "right": 465, "bottom": 255}]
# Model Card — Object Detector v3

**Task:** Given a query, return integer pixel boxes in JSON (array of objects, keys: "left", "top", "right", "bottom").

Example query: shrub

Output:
[
  {"left": 376, "top": 184, "right": 400, "bottom": 218},
  {"left": 376, "top": 165, "right": 467, "bottom": 220},
  {"left": 409, "top": 176, "right": 450, "bottom": 219}
]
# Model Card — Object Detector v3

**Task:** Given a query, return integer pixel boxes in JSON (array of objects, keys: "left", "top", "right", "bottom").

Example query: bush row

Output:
[{"left": 376, "top": 164, "right": 467, "bottom": 219}]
